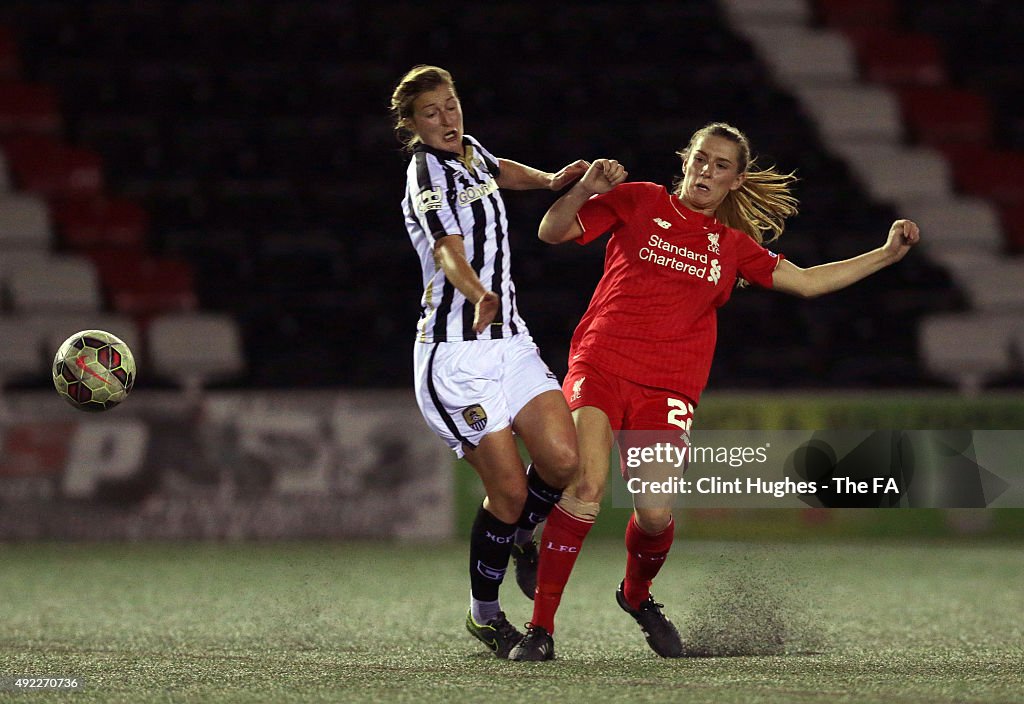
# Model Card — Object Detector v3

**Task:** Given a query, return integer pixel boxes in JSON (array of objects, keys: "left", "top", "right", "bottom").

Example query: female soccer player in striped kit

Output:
[
  {"left": 509, "top": 122, "right": 921, "bottom": 660},
  {"left": 391, "top": 65, "right": 619, "bottom": 658}
]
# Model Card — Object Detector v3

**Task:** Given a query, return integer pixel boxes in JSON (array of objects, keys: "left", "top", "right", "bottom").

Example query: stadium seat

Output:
[
  {"left": 918, "top": 314, "right": 1015, "bottom": 393},
  {"left": 0, "top": 249, "right": 49, "bottom": 294},
  {"left": 147, "top": 312, "right": 244, "bottom": 392},
  {"left": 52, "top": 197, "right": 148, "bottom": 250},
  {"left": 816, "top": 0, "right": 898, "bottom": 29},
  {"left": 897, "top": 196, "right": 1003, "bottom": 254},
  {"left": 946, "top": 149, "right": 1024, "bottom": 207},
  {"left": 1000, "top": 205, "right": 1024, "bottom": 254},
  {"left": 853, "top": 32, "right": 946, "bottom": 87},
  {"left": 898, "top": 87, "right": 992, "bottom": 146},
  {"left": 0, "top": 193, "right": 51, "bottom": 249},
  {"left": 938, "top": 261, "right": 1024, "bottom": 311},
  {"left": 7, "top": 255, "right": 101, "bottom": 312},
  {"left": 86, "top": 250, "right": 197, "bottom": 317},
  {"left": 0, "top": 317, "right": 43, "bottom": 389},
  {"left": 5, "top": 138, "right": 104, "bottom": 200},
  {"left": 742, "top": 28, "right": 858, "bottom": 86},
  {"left": 832, "top": 143, "right": 951, "bottom": 201},
  {"left": 793, "top": 84, "right": 903, "bottom": 141},
  {"left": 0, "top": 80, "right": 60, "bottom": 135},
  {"left": 720, "top": 0, "right": 812, "bottom": 25}
]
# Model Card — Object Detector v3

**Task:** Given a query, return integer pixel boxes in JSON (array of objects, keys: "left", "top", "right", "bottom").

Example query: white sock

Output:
[{"left": 470, "top": 593, "right": 501, "bottom": 625}]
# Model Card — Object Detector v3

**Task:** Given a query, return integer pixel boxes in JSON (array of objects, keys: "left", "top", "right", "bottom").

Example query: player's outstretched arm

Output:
[
  {"left": 434, "top": 235, "right": 499, "bottom": 333},
  {"left": 496, "top": 159, "right": 590, "bottom": 191},
  {"left": 538, "top": 159, "right": 627, "bottom": 244},
  {"left": 772, "top": 219, "right": 921, "bottom": 298}
]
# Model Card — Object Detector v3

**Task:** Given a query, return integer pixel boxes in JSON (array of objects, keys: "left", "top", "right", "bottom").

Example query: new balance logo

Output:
[{"left": 653, "top": 217, "right": 672, "bottom": 229}]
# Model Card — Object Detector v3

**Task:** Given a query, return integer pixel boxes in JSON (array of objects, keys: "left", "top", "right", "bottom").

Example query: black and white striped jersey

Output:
[{"left": 402, "top": 134, "right": 528, "bottom": 343}]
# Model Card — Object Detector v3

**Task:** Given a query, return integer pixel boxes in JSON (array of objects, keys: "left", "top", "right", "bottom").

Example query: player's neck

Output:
[{"left": 675, "top": 195, "right": 718, "bottom": 220}]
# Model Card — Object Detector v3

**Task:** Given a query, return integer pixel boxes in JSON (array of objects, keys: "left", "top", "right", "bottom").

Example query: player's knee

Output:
[
  {"left": 558, "top": 490, "right": 601, "bottom": 522},
  {"left": 487, "top": 486, "right": 527, "bottom": 524},
  {"left": 569, "top": 476, "right": 605, "bottom": 504},
  {"left": 536, "top": 441, "right": 578, "bottom": 489},
  {"left": 634, "top": 508, "right": 673, "bottom": 534}
]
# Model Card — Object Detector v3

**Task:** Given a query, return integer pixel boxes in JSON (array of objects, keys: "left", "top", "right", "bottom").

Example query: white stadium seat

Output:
[
  {"left": 7, "top": 255, "right": 101, "bottom": 312},
  {"left": 897, "top": 196, "right": 1003, "bottom": 254},
  {"left": 147, "top": 312, "right": 245, "bottom": 393},
  {"left": 792, "top": 84, "right": 903, "bottom": 142},
  {"left": 832, "top": 143, "right": 952, "bottom": 202},
  {"left": 741, "top": 28, "right": 858, "bottom": 86},
  {"left": 919, "top": 314, "right": 1016, "bottom": 393},
  {"left": 0, "top": 194, "right": 53, "bottom": 249},
  {"left": 718, "top": 0, "right": 811, "bottom": 24},
  {"left": 0, "top": 317, "right": 44, "bottom": 388},
  {"left": 0, "top": 248, "right": 51, "bottom": 288},
  {"left": 944, "top": 262, "right": 1024, "bottom": 311}
]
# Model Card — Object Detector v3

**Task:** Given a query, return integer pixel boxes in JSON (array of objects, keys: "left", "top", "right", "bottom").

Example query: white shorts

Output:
[{"left": 413, "top": 334, "right": 561, "bottom": 457}]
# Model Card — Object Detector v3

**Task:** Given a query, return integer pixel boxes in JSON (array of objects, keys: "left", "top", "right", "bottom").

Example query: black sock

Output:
[
  {"left": 515, "top": 464, "right": 564, "bottom": 545},
  {"left": 469, "top": 505, "right": 516, "bottom": 602}
]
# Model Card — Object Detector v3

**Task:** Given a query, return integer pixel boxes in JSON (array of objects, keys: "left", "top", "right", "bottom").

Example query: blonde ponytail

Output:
[{"left": 715, "top": 159, "right": 799, "bottom": 244}]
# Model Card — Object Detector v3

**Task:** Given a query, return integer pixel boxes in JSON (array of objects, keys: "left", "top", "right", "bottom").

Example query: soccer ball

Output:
[{"left": 52, "top": 330, "right": 136, "bottom": 411}]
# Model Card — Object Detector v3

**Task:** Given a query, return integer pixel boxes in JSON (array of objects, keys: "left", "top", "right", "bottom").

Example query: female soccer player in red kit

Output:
[{"left": 509, "top": 122, "right": 921, "bottom": 660}]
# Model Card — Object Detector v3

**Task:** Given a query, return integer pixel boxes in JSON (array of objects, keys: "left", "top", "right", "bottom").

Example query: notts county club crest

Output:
[{"left": 462, "top": 404, "right": 488, "bottom": 432}]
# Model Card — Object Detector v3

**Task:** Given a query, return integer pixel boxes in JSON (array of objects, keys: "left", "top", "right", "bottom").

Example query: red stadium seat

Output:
[
  {"left": 944, "top": 147, "right": 1024, "bottom": 207},
  {"left": 53, "top": 197, "right": 149, "bottom": 250},
  {"left": 817, "top": 0, "right": 897, "bottom": 29},
  {"left": 86, "top": 250, "right": 198, "bottom": 318},
  {"left": 3, "top": 134, "right": 104, "bottom": 199},
  {"left": 898, "top": 87, "right": 991, "bottom": 146},
  {"left": 0, "top": 27, "right": 20, "bottom": 79},
  {"left": 0, "top": 80, "right": 60, "bottom": 135},
  {"left": 853, "top": 32, "right": 945, "bottom": 86},
  {"left": 999, "top": 206, "right": 1024, "bottom": 255}
]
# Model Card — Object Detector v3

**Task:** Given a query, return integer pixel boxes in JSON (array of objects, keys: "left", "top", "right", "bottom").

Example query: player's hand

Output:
[
  {"left": 579, "top": 159, "right": 627, "bottom": 195},
  {"left": 883, "top": 219, "right": 921, "bottom": 262},
  {"left": 548, "top": 160, "right": 590, "bottom": 191},
  {"left": 473, "top": 291, "right": 500, "bottom": 333}
]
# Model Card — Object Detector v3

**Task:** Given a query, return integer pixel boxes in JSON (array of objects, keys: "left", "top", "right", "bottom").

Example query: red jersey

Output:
[{"left": 570, "top": 182, "right": 784, "bottom": 404}]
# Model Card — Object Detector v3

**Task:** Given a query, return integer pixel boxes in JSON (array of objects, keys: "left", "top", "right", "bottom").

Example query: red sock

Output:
[
  {"left": 531, "top": 505, "right": 594, "bottom": 634},
  {"left": 623, "top": 514, "right": 675, "bottom": 609}
]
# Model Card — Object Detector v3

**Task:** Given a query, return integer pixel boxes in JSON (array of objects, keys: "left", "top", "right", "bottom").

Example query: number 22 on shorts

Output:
[{"left": 666, "top": 397, "right": 693, "bottom": 441}]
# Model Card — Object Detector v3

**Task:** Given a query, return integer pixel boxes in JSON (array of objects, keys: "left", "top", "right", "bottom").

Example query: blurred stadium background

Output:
[{"left": 0, "top": 1, "right": 1022, "bottom": 700}]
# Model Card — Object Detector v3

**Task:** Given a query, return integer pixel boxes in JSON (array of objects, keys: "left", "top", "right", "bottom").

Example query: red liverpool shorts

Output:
[{"left": 563, "top": 358, "right": 695, "bottom": 477}]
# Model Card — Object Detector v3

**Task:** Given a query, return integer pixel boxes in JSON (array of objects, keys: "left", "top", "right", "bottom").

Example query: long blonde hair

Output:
[
  {"left": 674, "top": 122, "right": 799, "bottom": 244},
  {"left": 389, "top": 65, "right": 457, "bottom": 151}
]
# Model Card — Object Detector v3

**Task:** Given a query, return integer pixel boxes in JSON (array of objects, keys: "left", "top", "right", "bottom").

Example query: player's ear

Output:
[{"left": 730, "top": 172, "right": 746, "bottom": 191}]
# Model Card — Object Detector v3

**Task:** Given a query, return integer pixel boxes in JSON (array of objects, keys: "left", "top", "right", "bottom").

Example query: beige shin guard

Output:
[{"left": 557, "top": 492, "right": 601, "bottom": 522}]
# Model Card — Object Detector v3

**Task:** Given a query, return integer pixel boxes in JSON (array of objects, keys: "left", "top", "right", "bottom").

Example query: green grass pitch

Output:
[{"left": 1, "top": 539, "right": 1021, "bottom": 703}]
